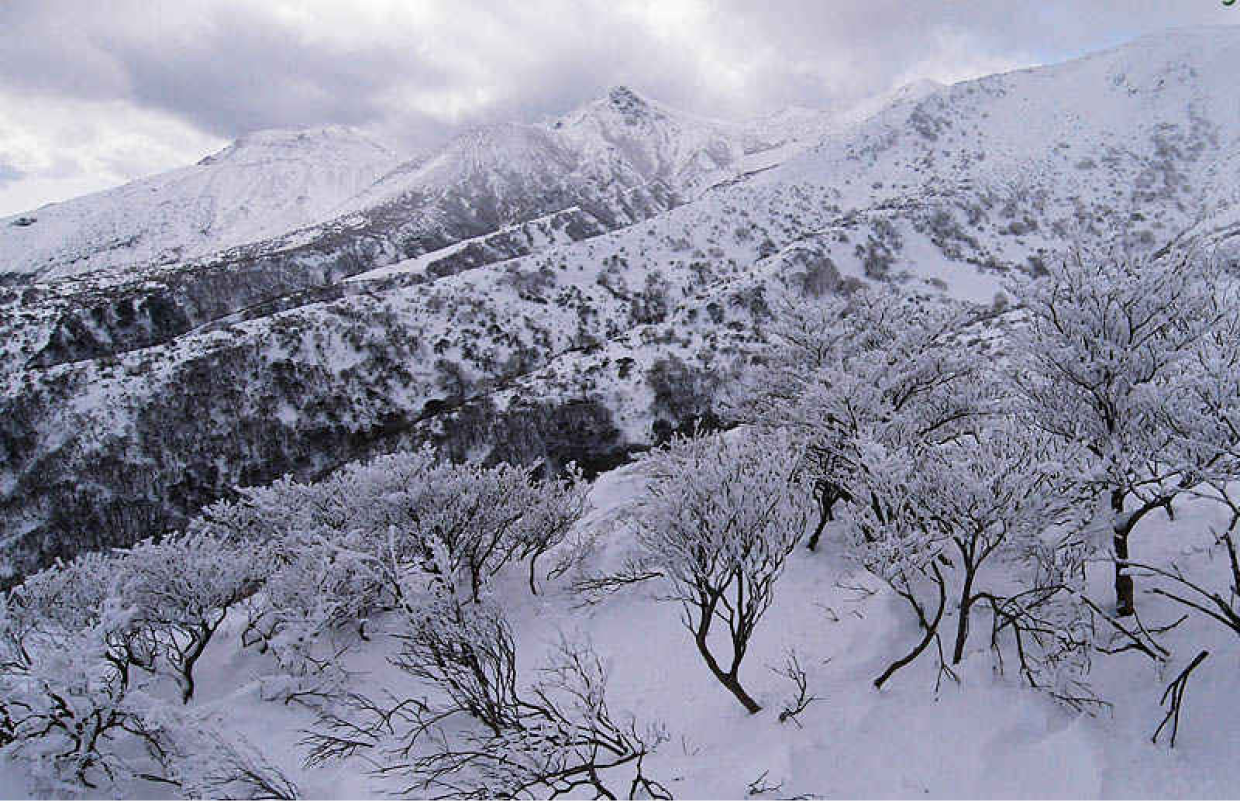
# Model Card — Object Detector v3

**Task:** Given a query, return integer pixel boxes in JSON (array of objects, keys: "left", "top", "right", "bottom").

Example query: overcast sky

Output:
[{"left": 0, "top": 1, "right": 1235, "bottom": 215}]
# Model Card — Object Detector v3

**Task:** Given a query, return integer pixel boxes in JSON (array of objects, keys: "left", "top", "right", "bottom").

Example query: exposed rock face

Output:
[{"left": 4, "top": 29, "right": 1240, "bottom": 582}]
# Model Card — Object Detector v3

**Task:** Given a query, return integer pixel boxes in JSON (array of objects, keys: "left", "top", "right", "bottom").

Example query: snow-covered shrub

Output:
[
  {"left": 307, "top": 605, "right": 669, "bottom": 800},
  {"left": 733, "top": 286, "right": 995, "bottom": 550},
  {"left": 118, "top": 531, "right": 270, "bottom": 702},
  {"left": 1130, "top": 307, "right": 1240, "bottom": 644},
  {"left": 647, "top": 353, "right": 721, "bottom": 441},
  {"left": 739, "top": 285, "right": 1101, "bottom": 701},
  {"left": 632, "top": 428, "right": 811, "bottom": 713},
  {"left": 243, "top": 544, "right": 381, "bottom": 700},
  {"left": 840, "top": 421, "right": 1096, "bottom": 702},
  {"left": 0, "top": 553, "right": 168, "bottom": 793},
  {"left": 200, "top": 445, "right": 586, "bottom": 697},
  {"left": 233, "top": 445, "right": 586, "bottom": 602},
  {"left": 157, "top": 722, "right": 300, "bottom": 800},
  {"left": 392, "top": 592, "right": 522, "bottom": 735},
  {"left": 1008, "top": 247, "right": 1240, "bottom": 615}
]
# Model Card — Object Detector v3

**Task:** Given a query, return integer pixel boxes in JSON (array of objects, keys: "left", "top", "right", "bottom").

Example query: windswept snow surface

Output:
[{"left": 4, "top": 463, "right": 1238, "bottom": 799}]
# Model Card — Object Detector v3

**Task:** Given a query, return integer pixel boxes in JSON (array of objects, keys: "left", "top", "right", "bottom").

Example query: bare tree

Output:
[
  {"left": 305, "top": 597, "right": 668, "bottom": 800},
  {"left": 632, "top": 429, "right": 811, "bottom": 713},
  {"left": 770, "top": 649, "right": 819, "bottom": 727}
]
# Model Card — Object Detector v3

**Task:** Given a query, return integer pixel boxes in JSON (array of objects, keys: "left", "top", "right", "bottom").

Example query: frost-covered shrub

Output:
[
  {"left": 632, "top": 428, "right": 811, "bottom": 713},
  {"left": 853, "top": 217, "right": 903, "bottom": 279},
  {"left": 203, "top": 446, "right": 586, "bottom": 690},
  {"left": 733, "top": 287, "right": 995, "bottom": 550},
  {"left": 630, "top": 270, "right": 671, "bottom": 325},
  {"left": 840, "top": 422, "right": 1096, "bottom": 703},
  {"left": 1008, "top": 247, "right": 1240, "bottom": 616},
  {"left": 0, "top": 553, "right": 167, "bottom": 793},
  {"left": 736, "top": 285, "right": 1102, "bottom": 703},
  {"left": 118, "top": 532, "right": 270, "bottom": 702},
  {"left": 158, "top": 722, "right": 300, "bottom": 800},
  {"left": 308, "top": 596, "right": 668, "bottom": 800},
  {"left": 384, "top": 536, "right": 524, "bottom": 734}
]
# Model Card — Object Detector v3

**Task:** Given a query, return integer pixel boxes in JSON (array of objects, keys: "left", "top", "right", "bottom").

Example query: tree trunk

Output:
[
  {"left": 177, "top": 627, "right": 209, "bottom": 704},
  {"left": 693, "top": 627, "right": 762, "bottom": 714},
  {"left": 875, "top": 563, "right": 947, "bottom": 689},
  {"left": 718, "top": 672, "right": 763, "bottom": 714},
  {"left": 952, "top": 568, "right": 976, "bottom": 664},
  {"left": 1112, "top": 489, "right": 1135, "bottom": 617},
  {"left": 806, "top": 488, "right": 832, "bottom": 551}
]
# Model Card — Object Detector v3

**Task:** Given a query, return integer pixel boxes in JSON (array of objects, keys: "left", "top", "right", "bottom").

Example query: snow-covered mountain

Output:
[
  {"left": 342, "top": 84, "right": 814, "bottom": 218},
  {"left": 0, "top": 84, "right": 849, "bottom": 377},
  {"left": 0, "top": 126, "right": 400, "bottom": 281},
  {"left": 3, "top": 27, "right": 1240, "bottom": 581},
  {"left": 0, "top": 84, "right": 832, "bottom": 291}
]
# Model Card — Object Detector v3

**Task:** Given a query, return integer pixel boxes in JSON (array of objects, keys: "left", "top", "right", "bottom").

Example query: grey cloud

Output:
[
  {"left": 692, "top": 1, "right": 1236, "bottom": 108},
  {"left": 0, "top": 2, "right": 451, "bottom": 138},
  {"left": 6, "top": 2, "right": 1236, "bottom": 134}
]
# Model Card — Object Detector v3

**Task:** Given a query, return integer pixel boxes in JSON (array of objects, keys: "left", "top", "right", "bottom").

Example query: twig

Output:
[
  {"left": 747, "top": 769, "right": 785, "bottom": 797},
  {"left": 770, "top": 649, "right": 821, "bottom": 727},
  {"left": 1152, "top": 650, "right": 1209, "bottom": 748}
]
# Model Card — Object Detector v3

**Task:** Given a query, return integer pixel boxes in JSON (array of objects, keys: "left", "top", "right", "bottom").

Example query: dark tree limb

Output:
[
  {"left": 874, "top": 563, "right": 947, "bottom": 690},
  {"left": 1152, "top": 650, "right": 1209, "bottom": 748}
]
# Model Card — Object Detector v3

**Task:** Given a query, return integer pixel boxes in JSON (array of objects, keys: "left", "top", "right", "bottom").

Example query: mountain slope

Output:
[
  {"left": 0, "top": 126, "right": 400, "bottom": 281},
  {"left": 0, "top": 85, "right": 841, "bottom": 377},
  {"left": 6, "top": 460, "right": 1240, "bottom": 798}
]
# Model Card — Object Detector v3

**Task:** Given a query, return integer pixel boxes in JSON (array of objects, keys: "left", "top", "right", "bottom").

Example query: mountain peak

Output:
[
  {"left": 197, "top": 125, "right": 393, "bottom": 167},
  {"left": 606, "top": 85, "right": 650, "bottom": 116}
]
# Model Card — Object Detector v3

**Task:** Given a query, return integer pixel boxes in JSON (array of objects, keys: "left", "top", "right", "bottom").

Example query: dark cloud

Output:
[
  {"left": 0, "top": 2, "right": 451, "bottom": 138},
  {"left": 0, "top": 0, "right": 1236, "bottom": 210}
]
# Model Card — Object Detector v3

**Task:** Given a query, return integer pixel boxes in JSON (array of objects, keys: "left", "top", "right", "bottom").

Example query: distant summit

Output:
[
  {"left": 606, "top": 85, "right": 651, "bottom": 118},
  {"left": 0, "top": 124, "right": 399, "bottom": 280},
  {"left": 197, "top": 125, "right": 393, "bottom": 167}
]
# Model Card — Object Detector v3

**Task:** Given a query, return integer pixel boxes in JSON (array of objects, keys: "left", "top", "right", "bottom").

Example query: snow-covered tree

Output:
[
  {"left": 118, "top": 532, "right": 270, "bottom": 702},
  {"left": 1008, "top": 248, "right": 1239, "bottom": 615},
  {"left": 839, "top": 420, "right": 1093, "bottom": 698},
  {"left": 632, "top": 428, "right": 811, "bottom": 713},
  {"left": 733, "top": 287, "right": 998, "bottom": 550}
]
